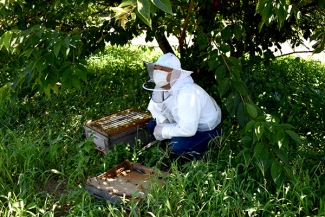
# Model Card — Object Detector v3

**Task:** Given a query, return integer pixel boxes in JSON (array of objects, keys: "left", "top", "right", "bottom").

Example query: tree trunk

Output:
[{"left": 155, "top": 32, "right": 174, "bottom": 54}]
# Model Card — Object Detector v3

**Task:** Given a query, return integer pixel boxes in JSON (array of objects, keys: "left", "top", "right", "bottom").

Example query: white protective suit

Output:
[{"left": 144, "top": 53, "right": 222, "bottom": 140}]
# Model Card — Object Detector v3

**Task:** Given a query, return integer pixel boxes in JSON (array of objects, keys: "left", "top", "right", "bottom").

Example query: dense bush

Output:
[{"left": 244, "top": 57, "right": 325, "bottom": 166}]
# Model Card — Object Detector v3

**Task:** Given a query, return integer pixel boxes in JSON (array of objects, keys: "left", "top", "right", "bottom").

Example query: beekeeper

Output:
[{"left": 142, "top": 53, "right": 222, "bottom": 157}]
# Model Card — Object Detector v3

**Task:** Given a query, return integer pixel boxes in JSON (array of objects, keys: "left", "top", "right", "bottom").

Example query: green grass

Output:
[{"left": 0, "top": 45, "right": 325, "bottom": 216}]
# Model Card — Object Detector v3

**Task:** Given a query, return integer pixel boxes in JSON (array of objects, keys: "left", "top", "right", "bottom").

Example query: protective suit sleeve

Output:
[
  {"left": 147, "top": 99, "right": 167, "bottom": 124},
  {"left": 161, "top": 91, "right": 202, "bottom": 139}
]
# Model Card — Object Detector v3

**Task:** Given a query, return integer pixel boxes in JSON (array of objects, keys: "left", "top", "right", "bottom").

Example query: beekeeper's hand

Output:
[{"left": 153, "top": 124, "right": 164, "bottom": 141}]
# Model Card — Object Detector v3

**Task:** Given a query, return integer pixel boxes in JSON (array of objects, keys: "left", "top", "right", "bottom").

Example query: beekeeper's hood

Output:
[{"left": 142, "top": 53, "right": 193, "bottom": 93}]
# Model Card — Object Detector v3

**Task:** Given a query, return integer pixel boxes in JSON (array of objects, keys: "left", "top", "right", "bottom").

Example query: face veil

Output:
[{"left": 142, "top": 54, "right": 194, "bottom": 103}]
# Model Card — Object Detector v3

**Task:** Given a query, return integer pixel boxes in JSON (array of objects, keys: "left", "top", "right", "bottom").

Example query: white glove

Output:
[{"left": 153, "top": 124, "right": 164, "bottom": 141}]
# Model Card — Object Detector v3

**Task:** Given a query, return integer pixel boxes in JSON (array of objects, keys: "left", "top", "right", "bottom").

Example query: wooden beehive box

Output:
[
  {"left": 84, "top": 108, "right": 153, "bottom": 154},
  {"left": 85, "top": 160, "right": 166, "bottom": 204}
]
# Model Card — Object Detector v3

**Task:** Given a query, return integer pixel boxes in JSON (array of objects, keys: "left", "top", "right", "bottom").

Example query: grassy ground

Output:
[{"left": 0, "top": 45, "right": 325, "bottom": 216}]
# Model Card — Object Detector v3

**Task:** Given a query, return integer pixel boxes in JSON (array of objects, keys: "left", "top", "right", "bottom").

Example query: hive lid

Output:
[{"left": 85, "top": 108, "right": 152, "bottom": 136}]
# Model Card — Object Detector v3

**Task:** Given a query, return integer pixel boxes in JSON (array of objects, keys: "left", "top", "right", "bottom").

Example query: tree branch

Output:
[
  {"left": 179, "top": 1, "right": 194, "bottom": 53},
  {"left": 276, "top": 50, "right": 323, "bottom": 58},
  {"left": 155, "top": 32, "right": 174, "bottom": 54}
]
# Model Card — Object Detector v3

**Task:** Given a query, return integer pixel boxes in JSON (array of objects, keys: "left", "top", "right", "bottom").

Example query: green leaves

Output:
[
  {"left": 254, "top": 142, "right": 273, "bottom": 175},
  {"left": 53, "top": 42, "right": 61, "bottom": 58},
  {"left": 254, "top": 122, "right": 264, "bottom": 141},
  {"left": 239, "top": 98, "right": 302, "bottom": 186},
  {"left": 0, "top": 31, "right": 12, "bottom": 51},
  {"left": 246, "top": 103, "right": 257, "bottom": 118},
  {"left": 254, "top": 142, "right": 268, "bottom": 159},
  {"left": 211, "top": 39, "right": 305, "bottom": 187},
  {"left": 310, "top": 27, "right": 325, "bottom": 54},
  {"left": 271, "top": 161, "right": 284, "bottom": 186},
  {"left": 256, "top": 0, "right": 271, "bottom": 22},
  {"left": 219, "top": 77, "right": 230, "bottom": 97},
  {"left": 137, "top": 0, "right": 152, "bottom": 28},
  {"left": 152, "top": 0, "right": 172, "bottom": 15},
  {"left": 35, "top": 59, "right": 46, "bottom": 73},
  {"left": 261, "top": 1, "right": 273, "bottom": 24},
  {"left": 197, "top": 31, "right": 209, "bottom": 50},
  {"left": 256, "top": 0, "right": 291, "bottom": 29},
  {"left": 233, "top": 24, "right": 242, "bottom": 40},
  {"left": 275, "top": 2, "right": 286, "bottom": 24},
  {"left": 226, "top": 91, "right": 241, "bottom": 117},
  {"left": 215, "top": 65, "right": 226, "bottom": 84},
  {"left": 112, "top": 0, "right": 173, "bottom": 28},
  {"left": 221, "top": 24, "right": 243, "bottom": 41},
  {"left": 285, "top": 130, "right": 301, "bottom": 145},
  {"left": 217, "top": 56, "right": 244, "bottom": 98},
  {"left": 273, "top": 146, "right": 290, "bottom": 167},
  {"left": 0, "top": 24, "right": 88, "bottom": 99},
  {"left": 234, "top": 81, "right": 247, "bottom": 97},
  {"left": 240, "top": 112, "right": 302, "bottom": 185},
  {"left": 0, "top": 30, "right": 20, "bottom": 53},
  {"left": 221, "top": 25, "right": 232, "bottom": 40}
]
